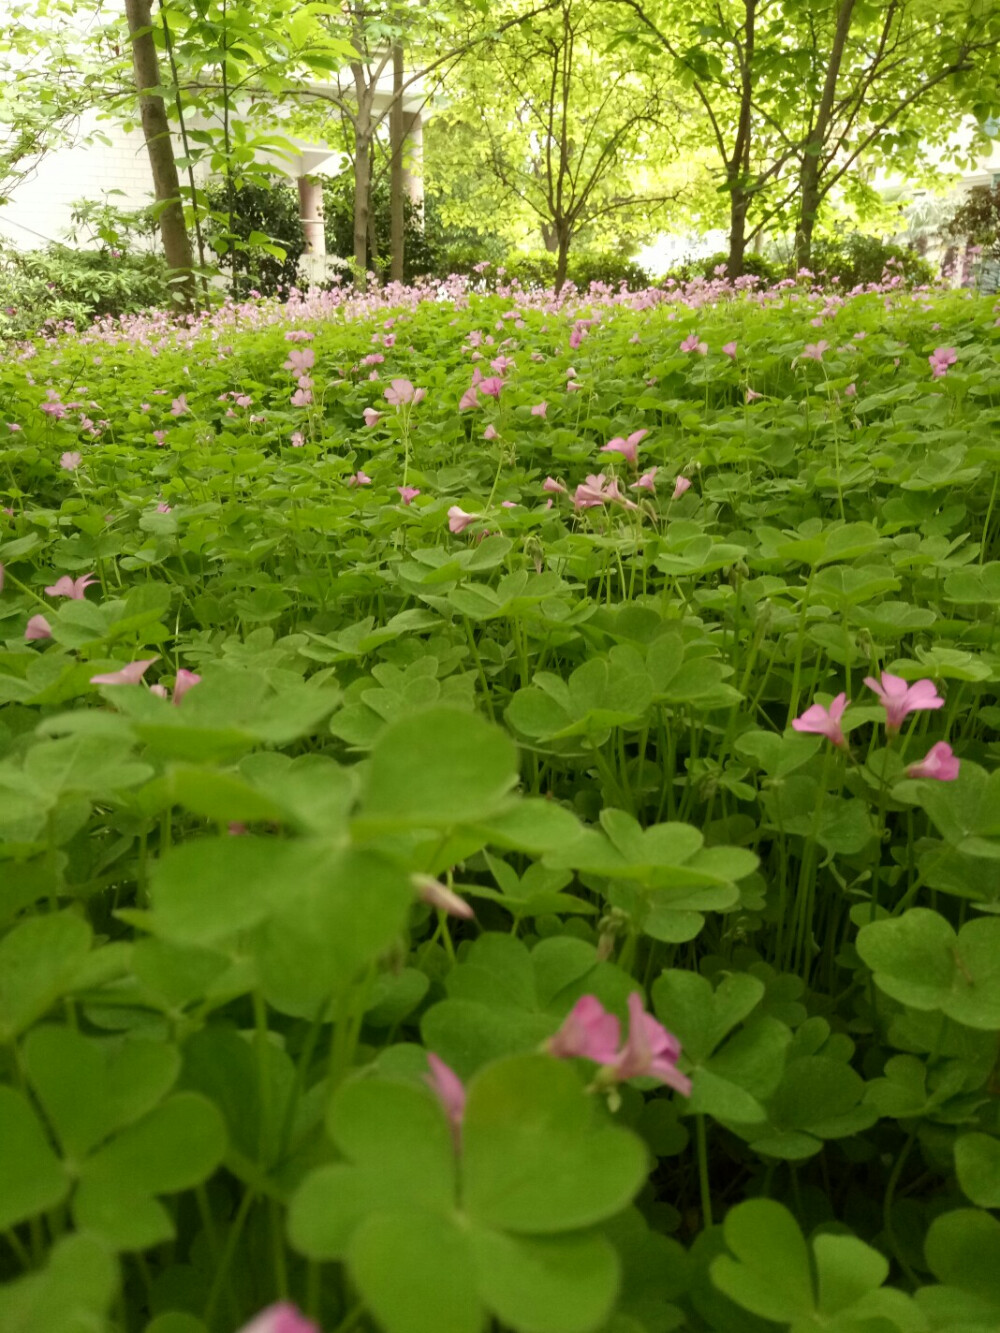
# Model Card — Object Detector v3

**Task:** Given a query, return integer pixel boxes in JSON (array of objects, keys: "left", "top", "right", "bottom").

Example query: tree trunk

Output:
[
  {"left": 726, "top": 0, "right": 757, "bottom": 280},
  {"left": 793, "top": 184, "right": 820, "bottom": 273},
  {"left": 390, "top": 41, "right": 405, "bottom": 283},
  {"left": 727, "top": 183, "right": 748, "bottom": 279},
  {"left": 124, "top": 0, "right": 194, "bottom": 307},
  {"left": 352, "top": 119, "right": 371, "bottom": 287},
  {"left": 793, "top": 0, "right": 857, "bottom": 272},
  {"left": 554, "top": 230, "right": 571, "bottom": 293}
]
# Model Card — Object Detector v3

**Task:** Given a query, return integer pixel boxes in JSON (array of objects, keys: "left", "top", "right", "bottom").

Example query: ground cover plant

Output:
[{"left": 1, "top": 270, "right": 999, "bottom": 1333}]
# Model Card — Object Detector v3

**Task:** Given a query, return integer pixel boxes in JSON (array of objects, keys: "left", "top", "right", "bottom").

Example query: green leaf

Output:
[
  {"left": 0, "top": 1086, "right": 69, "bottom": 1230},
  {"left": 23, "top": 1026, "right": 180, "bottom": 1160},
  {"left": 711, "top": 1199, "right": 814, "bottom": 1322},
  {"left": 147, "top": 837, "right": 312, "bottom": 944},
  {"left": 955, "top": 1134, "right": 1000, "bottom": 1208},
  {"left": 253, "top": 849, "right": 412, "bottom": 1017},
  {"left": 0, "top": 1233, "right": 118, "bottom": 1333},
  {"left": 857, "top": 909, "right": 1000, "bottom": 1029},
  {"left": 463, "top": 1055, "right": 648, "bottom": 1234},
  {"left": 0, "top": 911, "right": 92, "bottom": 1043},
  {"left": 289, "top": 1077, "right": 456, "bottom": 1262},
  {"left": 651, "top": 970, "right": 764, "bottom": 1064},
  {"left": 355, "top": 706, "right": 518, "bottom": 833},
  {"left": 349, "top": 1212, "right": 482, "bottom": 1333},
  {"left": 924, "top": 1208, "right": 1000, "bottom": 1308},
  {"left": 471, "top": 1227, "right": 619, "bottom": 1333},
  {"left": 80, "top": 1092, "right": 226, "bottom": 1196}
]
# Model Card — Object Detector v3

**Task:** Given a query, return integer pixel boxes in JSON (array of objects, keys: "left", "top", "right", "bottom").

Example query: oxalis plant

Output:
[{"left": 0, "top": 270, "right": 999, "bottom": 1333}]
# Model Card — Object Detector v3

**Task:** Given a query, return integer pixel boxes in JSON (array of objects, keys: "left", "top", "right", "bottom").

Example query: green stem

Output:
[{"left": 696, "top": 1115, "right": 713, "bottom": 1229}]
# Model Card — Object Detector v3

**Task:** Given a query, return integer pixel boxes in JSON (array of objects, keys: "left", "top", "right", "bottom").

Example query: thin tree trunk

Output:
[
  {"left": 554, "top": 229, "right": 571, "bottom": 293},
  {"left": 727, "top": 0, "right": 757, "bottom": 279},
  {"left": 367, "top": 141, "right": 380, "bottom": 273},
  {"left": 351, "top": 58, "right": 372, "bottom": 289},
  {"left": 124, "top": 0, "right": 194, "bottom": 307},
  {"left": 794, "top": 0, "right": 858, "bottom": 270},
  {"left": 157, "top": 0, "right": 209, "bottom": 307},
  {"left": 353, "top": 123, "right": 370, "bottom": 284},
  {"left": 390, "top": 41, "right": 405, "bottom": 283},
  {"left": 727, "top": 183, "right": 749, "bottom": 279}
]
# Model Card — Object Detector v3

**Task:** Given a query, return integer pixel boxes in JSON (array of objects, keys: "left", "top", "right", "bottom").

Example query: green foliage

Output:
[
  {"left": 0, "top": 278, "right": 999, "bottom": 1333},
  {"left": 0, "top": 243, "right": 171, "bottom": 338},
  {"left": 809, "top": 233, "right": 935, "bottom": 288}
]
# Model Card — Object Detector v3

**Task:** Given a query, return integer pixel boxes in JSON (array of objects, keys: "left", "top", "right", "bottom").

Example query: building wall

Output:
[{"left": 0, "top": 114, "right": 161, "bottom": 250}]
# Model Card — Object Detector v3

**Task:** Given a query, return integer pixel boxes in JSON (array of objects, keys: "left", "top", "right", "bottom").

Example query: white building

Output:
[{"left": 0, "top": 65, "right": 426, "bottom": 282}]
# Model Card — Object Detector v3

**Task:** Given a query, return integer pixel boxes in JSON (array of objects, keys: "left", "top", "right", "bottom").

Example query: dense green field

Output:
[{"left": 2, "top": 277, "right": 1000, "bottom": 1333}]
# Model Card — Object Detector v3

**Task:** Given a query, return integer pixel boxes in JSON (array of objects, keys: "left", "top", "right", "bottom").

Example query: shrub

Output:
[
  {"left": 662, "top": 250, "right": 783, "bottom": 286},
  {"left": 0, "top": 243, "right": 171, "bottom": 339},
  {"left": 809, "top": 232, "right": 934, "bottom": 287},
  {"left": 202, "top": 174, "right": 306, "bottom": 297}
]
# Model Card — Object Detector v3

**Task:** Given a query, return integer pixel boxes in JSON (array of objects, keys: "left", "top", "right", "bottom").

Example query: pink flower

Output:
[
  {"left": 479, "top": 376, "right": 503, "bottom": 400},
  {"left": 746, "top": 388, "right": 762, "bottom": 402},
  {"left": 397, "top": 486, "right": 420, "bottom": 504},
  {"left": 363, "top": 407, "right": 381, "bottom": 427},
  {"left": 844, "top": 383, "right": 856, "bottom": 397},
  {"left": 574, "top": 474, "right": 610, "bottom": 510},
  {"left": 172, "top": 669, "right": 201, "bottom": 704},
  {"left": 483, "top": 424, "right": 498, "bottom": 440},
  {"left": 169, "top": 394, "right": 188, "bottom": 416},
  {"left": 283, "top": 347, "right": 315, "bottom": 375},
  {"left": 459, "top": 384, "right": 480, "bottom": 411},
  {"left": 864, "top": 672, "right": 944, "bottom": 732},
  {"left": 296, "top": 376, "right": 313, "bottom": 391},
  {"left": 7, "top": 422, "right": 22, "bottom": 432},
  {"left": 385, "top": 378, "right": 425, "bottom": 406},
  {"left": 149, "top": 684, "right": 168, "bottom": 699},
  {"left": 929, "top": 346, "right": 957, "bottom": 379},
  {"left": 290, "top": 431, "right": 305, "bottom": 447},
  {"left": 284, "top": 330, "right": 314, "bottom": 343},
  {"left": 290, "top": 388, "right": 312, "bottom": 407},
  {"left": 672, "top": 476, "right": 692, "bottom": 500},
  {"left": 566, "top": 379, "right": 582, "bottom": 392},
  {"left": 543, "top": 476, "right": 566, "bottom": 494},
  {"left": 236, "top": 1302, "right": 320, "bottom": 1333},
  {"left": 60, "top": 451, "right": 82, "bottom": 471},
  {"left": 547, "top": 996, "right": 621, "bottom": 1064},
  {"left": 45, "top": 573, "right": 97, "bottom": 600},
  {"left": 603, "top": 477, "right": 638, "bottom": 510},
  {"left": 801, "top": 341, "right": 829, "bottom": 362},
  {"left": 722, "top": 341, "right": 737, "bottom": 358},
  {"left": 490, "top": 355, "right": 515, "bottom": 375},
  {"left": 631, "top": 468, "right": 657, "bottom": 491},
  {"left": 156, "top": 502, "right": 172, "bottom": 514},
  {"left": 791, "top": 692, "right": 849, "bottom": 748},
  {"left": 906, "top": 741, "right": 960, "bottom": 781},
  {"left": 601, "top": 429, "right": 648, "bottom": 465},
  {"left": 425, "top": 1053, "right": 465, "bottom": 1146},
  {"left": 415, "top": 876, "right": 475, "bottom": 919},
  {"left": 611, "top": 993, "right": 691, "bottom": 1096},
  {"left": 680, "top": 333, "right": 707, "bottom": 354},
  {"left": 501, "top": 500, "right": 517, "bottom": 509},
  {"left": 530, "top": 402, "right": 547, "bottom": 417},
  {"left": 25, "top": 615, "right": 52, "bottom": 641},
  {"left": 347, "top": 471, "right": 372, "bottom": 486},
  {"left": 448, "top": 506, "right": 480, "bottom": 534},
  {"left": 153, "top": 430, "right": 167, "bottom": 446},
  {"left": 90, "top": 658, "right": 158, "bottom": 686}
]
